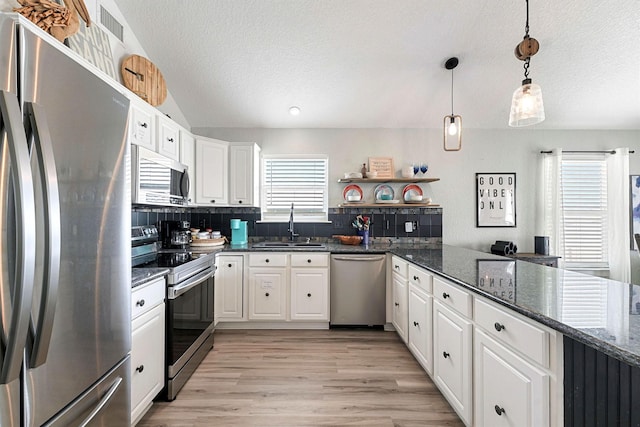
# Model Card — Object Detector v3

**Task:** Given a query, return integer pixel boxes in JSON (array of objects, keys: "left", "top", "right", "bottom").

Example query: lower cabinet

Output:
[
  {"left": 392, "top": 273, "right": 408, "bottom": 343},
  {"left": 408, "top": 283, "right": 433, "bottom": 375},
  {"left": 291, "top": 267, "right": 329, "bottom": 320},
  {"left": 248, "top": 267, "right": 287, "bottom": 320},
  {"left": 474, "top": 328, "right": 549, "bottom": 427},
  {"left": 433, "top": 299, "right": 473, "bottom": 426},
  {"left": 131, "top": 278, "right": 165, "bottom": 426},
  {"left": 215, "top": 254, "right": 244, "bottom": 321}
]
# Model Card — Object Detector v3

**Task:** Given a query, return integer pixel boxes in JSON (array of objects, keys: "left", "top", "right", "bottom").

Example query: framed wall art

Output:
[
  {"left": 476, "top": 173, "right": 516, "bottom": 227},
  {"left": 477, "top": 259, "right": 516, "bottom": 303}
]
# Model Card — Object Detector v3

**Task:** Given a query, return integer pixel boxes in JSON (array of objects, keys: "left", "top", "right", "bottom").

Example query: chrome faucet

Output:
[{"left": 288, "top": 203, "right": 299, "bottom": 241}]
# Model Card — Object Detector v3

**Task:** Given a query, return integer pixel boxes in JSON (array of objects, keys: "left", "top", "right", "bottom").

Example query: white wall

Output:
[{"left": 193, "top": 127, "right": 639, "bottom": 254}]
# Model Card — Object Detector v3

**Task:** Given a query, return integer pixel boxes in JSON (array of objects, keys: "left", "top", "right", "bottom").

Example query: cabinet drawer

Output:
[
  {"left": 391, "top": 256, "right": 408, "bottom": 279},
  {"left": 249, "top": 253, "right": 288, "bottom": 267},
  {"left": 291, "top": 253, "right": 329, "bottom": 267},
  {"left": 408, "top": 264, "right": 432, "bottom": 294},
  {"left": 132, "top": 277, "right": 165, "bottom": 320},
  {"left": 475, "top": 298, "right": 549, "bottom": 367},
  {"left": 433, "top": 277, "right": 472, "bottom": 318}
]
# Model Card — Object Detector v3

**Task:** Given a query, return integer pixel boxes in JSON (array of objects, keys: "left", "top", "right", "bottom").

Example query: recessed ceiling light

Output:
[{"left": 289, "top": 106, "right": 301, "bottom": 116}]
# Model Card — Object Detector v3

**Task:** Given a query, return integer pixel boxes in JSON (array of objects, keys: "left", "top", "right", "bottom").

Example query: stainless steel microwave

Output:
[{"left": 131, "top": 145, "right": 190, "bottom": 206}]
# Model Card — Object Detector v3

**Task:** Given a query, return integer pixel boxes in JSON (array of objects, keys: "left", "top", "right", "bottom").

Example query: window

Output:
[
  {"left": 560, "top": 153, "right": 608, "bottom": 269},
  {"left": 261, "top": 156, "right": 328, "bottom": 222}
]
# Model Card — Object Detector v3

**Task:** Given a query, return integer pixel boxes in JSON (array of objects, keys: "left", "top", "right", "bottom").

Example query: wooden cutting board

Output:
[{"left": 121, "top": 54, "right": 167, "bottom": 106}]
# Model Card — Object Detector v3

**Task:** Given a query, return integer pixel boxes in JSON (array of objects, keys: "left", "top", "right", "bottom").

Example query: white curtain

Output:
[
  {"left": 539, "top": 149, "right": 564, "bottom": 265},
  {"left": 607, "top": 148, "right": 631, "bottom": 282}
]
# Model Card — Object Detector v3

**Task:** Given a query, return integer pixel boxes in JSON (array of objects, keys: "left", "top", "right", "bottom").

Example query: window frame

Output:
[{"left": 260, "top": 154, "right": 329, "bottom": 223}]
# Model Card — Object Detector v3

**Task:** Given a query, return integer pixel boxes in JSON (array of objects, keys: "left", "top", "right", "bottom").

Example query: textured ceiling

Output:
[{"left": 114, "top": 0, "right": 640, "bottom": 130}]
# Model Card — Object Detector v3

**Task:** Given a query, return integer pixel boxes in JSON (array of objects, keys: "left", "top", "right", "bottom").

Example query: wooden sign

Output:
[
  {"left": 476, "top": 173, "right": 516, "bottom": 227},
  {"left": 368, "top": 157, "right": 394, "bottom": 178}
]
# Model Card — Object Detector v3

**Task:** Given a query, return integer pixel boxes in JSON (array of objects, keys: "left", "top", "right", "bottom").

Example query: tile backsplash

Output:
[{"left": 132, "top": 206, "right": 442, "bottom": 241}]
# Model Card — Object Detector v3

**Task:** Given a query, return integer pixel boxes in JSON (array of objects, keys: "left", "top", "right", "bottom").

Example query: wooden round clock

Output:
[{"left": 121, "top": 54, "right": 167, "bottom": 106}]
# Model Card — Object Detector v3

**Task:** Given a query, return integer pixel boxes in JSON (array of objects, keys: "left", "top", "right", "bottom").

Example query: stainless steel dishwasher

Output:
[{"left": 330, "top": 254, "right": 387, "bottom": 327}]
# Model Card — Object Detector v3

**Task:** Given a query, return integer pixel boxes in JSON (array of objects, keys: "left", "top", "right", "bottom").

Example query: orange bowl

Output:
[{"left": 333, "top": 235, "right": 363, "bottom": 245}]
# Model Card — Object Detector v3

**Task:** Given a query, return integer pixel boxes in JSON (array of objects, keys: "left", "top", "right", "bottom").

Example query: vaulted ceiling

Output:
[{"left": 115, "top": 0, "right": 640, "bottom": 130}]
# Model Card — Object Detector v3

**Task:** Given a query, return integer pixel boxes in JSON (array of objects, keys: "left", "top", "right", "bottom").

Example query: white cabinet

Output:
[
  {"left": 131, "top": 278, "right": 165, "bottom": 426},
  {"left": 195, "top": 137, "right": 229, "bottom": 205},
  {"left": 433, "top": 299, "right": 473, "bottom": 426},
  {"left": 248, "top": 268, "right": 287, "bottom": 320},
  {"left": 215, "top": 255, "right": 244, "bottom": 322},
  {"left": 391, "top": 256, "right": 409, "bottom": 343},
  {"left": 129, "top": 100, "right": 155, "bottom": 150},
  {"left": 290, "top": 253, "right": 329, "bottom": 321},
  {"left": 229, "top": 143, "right": 260, "bottom": 206},
  {"left": 474, "top": 329, "right": 549, "bottom": 427},
  {"left": 179, "top": 130, "right": 196, "bottom": 204},
  {"left": 408, "top": 283, "right": 433, "bottom": 375},
  {"left": 156, "top": 115, "right": 180, "bottom": 160}
]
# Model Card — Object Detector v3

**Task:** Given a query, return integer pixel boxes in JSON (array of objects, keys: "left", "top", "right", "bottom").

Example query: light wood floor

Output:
[{"left": 138, "top": 329, "right": 464, "bottom": 427}]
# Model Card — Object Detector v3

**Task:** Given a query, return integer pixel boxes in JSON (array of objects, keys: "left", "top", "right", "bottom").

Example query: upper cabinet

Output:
[
  {"left": 195, "top": 137, "right": 229, "bottom": 206},
  {"left": 229, "top": 143, "right": 261, "bottom": 206},
  {"left": 156, "top": 114, "right": 180, "bottom": 161},
  {"left": 129, "top": 98, "right": 155, "bottom": 150}
]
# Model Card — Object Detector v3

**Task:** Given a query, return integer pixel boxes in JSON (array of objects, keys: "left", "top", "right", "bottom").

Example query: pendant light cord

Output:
[
  {"left": 523, "top": 0, "right": 531, "bottom": 80},
  {"left": 450, "top": 68, "right": 454, "bottom": 116}
]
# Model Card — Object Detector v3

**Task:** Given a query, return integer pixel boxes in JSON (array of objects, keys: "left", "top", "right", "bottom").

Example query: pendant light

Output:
[
  {"left": 509, "top": 0, "right": 545, "bottom": 127},
  {"left": 443, "top": 57, "right": 462, "bottom": 151}
]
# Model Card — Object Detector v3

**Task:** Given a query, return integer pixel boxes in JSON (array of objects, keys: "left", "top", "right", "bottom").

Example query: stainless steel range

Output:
[{"left": 132, "top": 225, "right": 215, "bottom": 400}]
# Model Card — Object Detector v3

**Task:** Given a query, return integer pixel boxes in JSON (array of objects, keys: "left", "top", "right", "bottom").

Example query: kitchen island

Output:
[{"left": 222, "top": 241, "right": 640, "bottom": 425}]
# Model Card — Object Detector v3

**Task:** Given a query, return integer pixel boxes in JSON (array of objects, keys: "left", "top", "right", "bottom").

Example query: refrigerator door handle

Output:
[
  {"left": 0, "top": 90, "right": 36, "bottom": 384},
  {"left": 24, "top": 102, "right": 61, "bottom": 368},
  {"left": 77, "top": 376, "right": 123, "bottom": 427}
]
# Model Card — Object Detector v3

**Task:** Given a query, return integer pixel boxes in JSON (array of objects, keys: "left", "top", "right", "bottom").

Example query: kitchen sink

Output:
[{"left": 251, "top": 242, "right": 327, "bottom": 249}]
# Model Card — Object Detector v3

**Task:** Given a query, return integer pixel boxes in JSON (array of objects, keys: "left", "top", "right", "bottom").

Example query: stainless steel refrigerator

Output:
[{"left": 0, "top": 14, "right": 131, "bottom": 426}]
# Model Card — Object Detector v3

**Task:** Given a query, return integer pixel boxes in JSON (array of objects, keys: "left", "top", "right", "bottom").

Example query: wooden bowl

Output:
[{"left": 333, "top": 235, "right": 363, "bottom": 245}]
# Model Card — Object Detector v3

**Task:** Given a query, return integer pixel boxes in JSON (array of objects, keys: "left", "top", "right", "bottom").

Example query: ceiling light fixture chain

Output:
[{"left": 523, "top": 56, "right": 530, "bottom": 80}]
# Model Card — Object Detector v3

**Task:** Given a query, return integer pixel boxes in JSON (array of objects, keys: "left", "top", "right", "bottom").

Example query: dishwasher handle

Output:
[{"left": 332, "top": 255, "right": 386, "bottom": 262}]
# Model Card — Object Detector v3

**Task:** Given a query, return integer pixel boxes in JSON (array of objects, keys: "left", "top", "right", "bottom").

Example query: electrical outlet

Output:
[{"left": 405, "top": 221, "right": 413, "bottom": 233}]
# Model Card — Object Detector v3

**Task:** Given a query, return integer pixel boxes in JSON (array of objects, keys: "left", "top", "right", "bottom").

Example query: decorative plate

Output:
[
  {"left": 402, "top": 184, "right": 423, "bottom": 201},
  {"left": 374, "top": 184, "right": 394, "bottom": 201},
  {"left": 343, "top": 184, "right": 363, "bottom": 202}
]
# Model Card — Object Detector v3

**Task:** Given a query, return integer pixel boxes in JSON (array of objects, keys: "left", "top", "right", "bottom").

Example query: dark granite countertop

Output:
[
  {"left": 220, "top": 241, "right": 640, "bottom": 367},
  {"left": 131, "top": 268, "right": 169, "bottom": 289}
]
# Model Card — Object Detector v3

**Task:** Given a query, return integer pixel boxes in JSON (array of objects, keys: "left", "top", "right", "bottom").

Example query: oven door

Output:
[{"left": 166, "top": 267, "right": 214, "bottom": 377}]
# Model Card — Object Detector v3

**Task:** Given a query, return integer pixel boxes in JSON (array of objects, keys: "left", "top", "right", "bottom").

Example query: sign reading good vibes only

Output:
[{"left": 476, "top": 173, "right": 516, "bottom": 227}]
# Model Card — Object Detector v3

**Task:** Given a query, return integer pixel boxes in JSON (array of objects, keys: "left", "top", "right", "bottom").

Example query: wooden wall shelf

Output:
[
  {"left": 338, "top": 178, "right": 440, "bottom": 183},
  {"left": 338, "top": 203, "right": 440, "bottom": 208}
]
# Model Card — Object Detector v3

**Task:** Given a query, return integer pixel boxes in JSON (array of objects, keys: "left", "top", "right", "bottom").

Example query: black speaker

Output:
[{"left": 535, "top": 236, "right": 549, "bottom": 255}]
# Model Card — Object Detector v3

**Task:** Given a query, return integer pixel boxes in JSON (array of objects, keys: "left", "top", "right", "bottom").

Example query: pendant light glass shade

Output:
[
  {"left": 509, "top": 79, "right": 545, "bottom": 127},
  {"left": 443, "top": 115, "right": 462, "bottom": 151}
]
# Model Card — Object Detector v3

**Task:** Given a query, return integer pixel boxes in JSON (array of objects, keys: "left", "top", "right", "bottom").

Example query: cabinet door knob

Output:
[
  {"left": 228, "top": 264, "right": 232, "bottom": 267},
  {"left": 238, "top": 200, "right": 243, "bottom": 204},
  {"left": 210, "top": 200, "right": 216, "bottom": 203},
  {"left": 442, "top": 351, "right": 450, "bottom": 359},
  {"left": 494, "top": 322, "right": 505, "bottom": 332},
  {"left": 265, "top": 259, "right": 270, "bottom": 263},
  {"left": 307, "top": 293, "right": 312, "bottom": 297},
  {"left": 413, "top": 321, "right": 419, "bottom": 327},
  {"left": 136, "top": 299, "right": 145, "bottom": 307},
  {"left": 307, "top": 259, "right": 311, "bottom": 263},
  {"left": 141, "top": 122, "right": 147, "bottom": 128},
  {"left": 413, "top": 275, "right": 419, "bottom": 281},
  {"left": 394, "top": 302, "right": 399, "bottom": 307},
  {"left": 168, "top": 137, "right": 174, "bottom": 142},
  {"left": 135, "top": 365, "right": 144, "bottom": 373},
  {"left": 394, "top": 265, "right": 399, "bottom": 269},
  {"left": 494, "top": 405, "right": 505, "bottom": 416},
  {"left": 265, "top": 292, "right": 270, "bottom": 297},
  {"left": 442, "top": 292, "right": 450, "bottom": 299}
]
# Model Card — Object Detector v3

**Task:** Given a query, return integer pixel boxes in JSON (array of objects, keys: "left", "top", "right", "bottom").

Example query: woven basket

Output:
[{"left": 333, "top": 235, "right": 363, "bottom": 245}]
